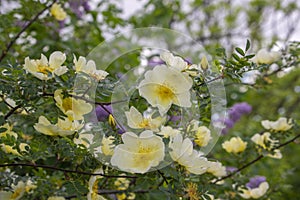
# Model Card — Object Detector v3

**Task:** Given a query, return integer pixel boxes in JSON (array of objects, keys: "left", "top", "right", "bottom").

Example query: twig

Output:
[
  {"left": 0, "top": 1, "right": 57, "bottom": 63},
  {"left": 4, "top": 104, "right": 22, "bottom": 120},
  {"left": 0, "top": 163, "right": 137, "bottom": 178},
  {"left": 212, "top": 133, "right": 300, "bottom": 184},
  {"left": 98, "top": 189, "right": 149, "bottom": 194}
]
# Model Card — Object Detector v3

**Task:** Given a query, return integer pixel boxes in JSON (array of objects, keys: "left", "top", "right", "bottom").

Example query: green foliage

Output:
[{"left": 0, "top": 0, "right": 299, "bottom": 199}]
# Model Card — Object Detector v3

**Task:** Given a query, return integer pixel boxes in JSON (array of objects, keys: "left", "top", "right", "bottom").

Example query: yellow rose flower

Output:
[
  {"left": 261, "top": 117, "right": 293, "bottom": 131},
  {"left": 87, "top": 168, "right": 107, "bottom": 200},
  {"left": 169, "top": 133, "right": 209, "bottom": 175},
  {"left": 239, "top": 182, "right": 269, "bottom": 199},
  {"left": 251, "top": 48, "right": 281, "bottom": 64},
  {"left": 0, "top": 144, "right": 21, "bottom": 156},
  {"left": 101, "top": 135, "right": 115, "bottom": 156},
  {"left": 73, "top": 55, "right": 109, "bottom": 81},
  {"left": 111, "top": 131, "right": 165, "bottom": 173},
  {"left": 50, "top": 3, "right": 67, "bottom": 21},
  {"left": 188, "top": 120, "right": 212, "bottom": 147},
  {"left": 23, "top": 51, "right": 67, "bottom": 80},
  {"left": 34, "top": 116, "right": 83, "bottom": 136},
  {"left": 125, "top": 106, "right": 165, "bottom": 131},
  {"left": 222, "top": 137, "right": 247, "bottom": 154},
  {"left": 54, "top": 89, "right": 93, "bottom": 120},
  {"left": 138, "top": 65, "right": 193, "bottom": 115},
  {"left": 206, "top": 161, "right": 227, "bottom": 177},
  {"left": 0, "top": 123, "right": 18, "bottom": 139}
]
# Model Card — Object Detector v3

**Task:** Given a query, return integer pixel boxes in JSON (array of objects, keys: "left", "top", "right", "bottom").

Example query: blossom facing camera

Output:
[
  {"left": 251, "top": 48, "right": 281, "bottom": 64},
  {"left": 138, "top": 65, "right": 193, "bottom": 115},
  {"left": 111, "top": 131, "right": 165, "bottom": 173},
  {"left": 261, "top": 117, "right": 293, "bottom": 131},
  {"left": 222, "top": 137, "right": 247, "bottom": 154},
  {"left": 23, "top": 51, "right": 68, "bottom": 80},
  {"left": 50, "top": 3, "right": 67, "bottom": 21}
]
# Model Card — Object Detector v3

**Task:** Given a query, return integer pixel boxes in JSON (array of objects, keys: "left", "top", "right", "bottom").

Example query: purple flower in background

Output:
[
  {"left": 228, "top": 102, "right": 252, "bottom": 122},
  {"left": 246, "top": 176, "right": 266, "bottom": 189},
  {"left": 95, "top": 105, "right": 112, "bottom": 121},
  {"left": 222, "top": 102, "right": 252, "bottom": 134},
  {"left": 226, "top": 166, "right": 238, "bottom": 173},
  {"left": 69, "top": 0, "right": 90, "bottom": 18}
]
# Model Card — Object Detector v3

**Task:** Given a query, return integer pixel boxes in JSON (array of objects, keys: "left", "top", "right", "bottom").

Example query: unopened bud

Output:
[
  {"left": 108, "top": 114, "right": 116, "bottom": 129},
  {"left": 200, "top": 56, "right": 209, "bottom": 70}
]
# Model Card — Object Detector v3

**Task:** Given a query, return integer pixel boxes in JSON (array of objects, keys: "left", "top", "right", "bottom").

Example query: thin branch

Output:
[
  {"left": 212, "top": 133, "right": 300, "bottom": 184},
  {"left": 198, "top": 74, "right": 224, "bottom": 87},
  {"left": 98, "top": 189, "right": 149, "bottom": 195},
  {"left": 157, "top": 170, "right": 169, "bottom": 185},
  {"left": 0, "top": 163, "right": 137, "bottom": 178},
  {"left": 4, "top": 104, "right": 22, "bottom": 120},
  {"left": 0, "top": 1, "right": 57, "bottom": 63}
]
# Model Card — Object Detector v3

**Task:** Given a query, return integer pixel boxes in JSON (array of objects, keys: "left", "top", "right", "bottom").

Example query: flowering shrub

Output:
[{"left": 0, "top": 1, "right": 299, "bottom": 200}]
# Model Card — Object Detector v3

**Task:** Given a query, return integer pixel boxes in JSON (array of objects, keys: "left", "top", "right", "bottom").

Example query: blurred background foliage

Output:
[{"left": 0, "top": 0, "right": 299, "bottom": 199}]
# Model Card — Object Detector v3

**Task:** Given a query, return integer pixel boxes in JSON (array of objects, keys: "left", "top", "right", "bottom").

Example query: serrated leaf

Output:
[{"left": 235, "top": 47, "right": 245, "bottom": 56}]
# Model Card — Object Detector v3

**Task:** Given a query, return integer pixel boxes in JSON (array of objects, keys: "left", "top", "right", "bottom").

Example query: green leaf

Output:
[
  {"left": 232, "top": 53, "right": 240, "bottom": 61},
  {"left": 235, "top": 47, "right": 245, "bottom": 56},
  {"left": 246, "top": 39, "right": 251, "bottom": 51},
  {"left": 0, "top": 127, "right": 7, "bottom": 133}
]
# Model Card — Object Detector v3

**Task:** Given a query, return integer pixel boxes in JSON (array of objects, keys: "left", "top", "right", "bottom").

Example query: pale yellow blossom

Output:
[
  {"left": 222, "top": 137, "right": 247, "bottom": 154},
  {"left": 188, "top": 120, "right": 211, "bottom": 147},
  {"left": 251, "top": 49, "right": 281, "bottom": 64},
  {"left": 50, "top": 3, "right": 67, "bottom": 21},
  {"left": 11, "top": 181, "right": 26, "bottom": 200},
  {"left": 0, "top": 144, "right": 21, "bottom": 156},
  {"left": 19, "top": 143, "right": 30, "bottom": 153},
  {"left": 239, "top": 182, "right": 269, "bottom": 199},
  {"left": 87, "top": 168, "right": 106, "bottom": 200},
  {"left": 206, "top": 161, "right": 226, "bottom": 177},
  {"left": 251, "top": 132, "right": 277, "bottom": 149},
  {"left": 48, "top": 197, "right": 66, "bottom": 200},
  {"left": 157, "top": 126, "right": 181, "bottom": 138},
  {"left": 24, "top": 51, "right": 67, "bottom": 80},
  {"left": 261, "top": 117, "right": 293, "bottom": 131},
  {"left": 138, "top": 65, "right": 193, "bottom": 115},
  {"left": 74, "top": 133, "right": 94, "bottom": 148},
  {"left": 125, "top": 106, "right": 165, "bottom": 131},
  {"left": 54, "top": 89, "right": 93, "bottom": 120},
  {"left": 0, "top": 123, "right": 18, "bottom": 139},
  {"left": 101, "top": 135, "right": 115, "bottom": 156},
  {"left": 73, "top": 55, "right": 109, "bottom": 81},
  {"left": 34, "top": 116, "right": 83, "bottom": 136},
  {"left": 111, "top": 131, "right": 165, "bottom": 173},
  {"left": 169, "top": 133, "right": 208, "bottom": 174}
]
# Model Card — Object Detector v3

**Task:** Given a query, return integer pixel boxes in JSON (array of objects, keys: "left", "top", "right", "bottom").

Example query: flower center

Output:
[
  {"left": 62, "top": 98, "right": 73, "bottom": 112},
  {"left": 156, "top": 85, "right": 175, "bottom": 100},
  {"left": 36, "top": 61, "right": 53, "bottom": 75},
  {"left": 139, "top": 119, "right": 151, "bottom": 129}
]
